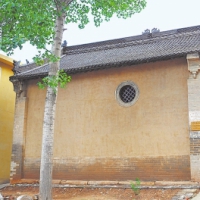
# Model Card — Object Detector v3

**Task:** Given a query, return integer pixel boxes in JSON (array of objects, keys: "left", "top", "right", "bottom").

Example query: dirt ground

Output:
[{"left": 0, "top": 185, "right": 182, "bottom": 200}]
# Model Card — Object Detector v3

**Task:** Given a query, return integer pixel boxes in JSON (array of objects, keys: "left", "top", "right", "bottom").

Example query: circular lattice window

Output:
[{"left": 116, "top": 81, "right": 139, "bottom": 107}]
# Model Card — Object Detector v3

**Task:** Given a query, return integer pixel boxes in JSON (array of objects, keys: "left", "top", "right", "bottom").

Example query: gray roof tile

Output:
[{"left": 11, "top": 25, "right": 200, "bottom": 80}]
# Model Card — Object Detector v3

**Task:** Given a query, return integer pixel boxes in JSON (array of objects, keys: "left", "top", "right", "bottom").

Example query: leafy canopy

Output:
[{"left": 0, "top": 0, "right": 146, "bottom": 58}]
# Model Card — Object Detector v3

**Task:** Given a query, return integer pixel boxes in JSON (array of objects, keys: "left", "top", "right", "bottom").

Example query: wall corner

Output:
[{"left": 187, "top": 53, "right": 200, "bottom": 181}]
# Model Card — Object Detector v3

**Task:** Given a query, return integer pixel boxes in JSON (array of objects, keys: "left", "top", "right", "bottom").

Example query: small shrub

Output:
[{"left": 130, "top": 178, "right": 141, "bottom": 195}]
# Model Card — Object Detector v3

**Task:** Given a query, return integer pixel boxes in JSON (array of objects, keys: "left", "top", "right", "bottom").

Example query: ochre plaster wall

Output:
[
  {"left": 24, "top": 58, "right": 190, "bottom": 181},
  {"left": 0, "top": 62, "right": 15, "bottom": 184}
]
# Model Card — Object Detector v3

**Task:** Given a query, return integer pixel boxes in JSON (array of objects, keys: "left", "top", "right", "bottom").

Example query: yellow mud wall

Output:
[
  {"left": 0, "top": 62, "right": 15, "bottom": 184},
  {"left": 25, "top": 58, "right": 189, "bottom": 157},
  {"left": 24, "top": 58, "right": 190, "bottom": 180}
]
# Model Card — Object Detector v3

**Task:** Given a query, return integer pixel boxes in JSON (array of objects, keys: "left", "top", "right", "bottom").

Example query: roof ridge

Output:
[
  {"left": 19, "top": 63, "right": 48, "bottom": 75},
  {"left": 65, "top": 29, "right": 200, "bottom": 55},
  {"left": 68, "top": 25, "right": 200, "bottom": 48}
]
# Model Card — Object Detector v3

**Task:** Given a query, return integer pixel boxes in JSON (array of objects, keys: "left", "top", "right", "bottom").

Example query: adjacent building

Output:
[{"left": 0, "top": 54, "right": 15, "bottom": 184}]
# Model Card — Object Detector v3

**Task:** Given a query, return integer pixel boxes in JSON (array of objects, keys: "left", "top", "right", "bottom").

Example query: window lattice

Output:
[{"left": 119, "top": 85, "right": 136, "bottom": 103}]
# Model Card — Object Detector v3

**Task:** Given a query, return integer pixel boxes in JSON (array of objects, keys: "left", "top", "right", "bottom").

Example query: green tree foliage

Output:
[
  {"left": 0, "top": 0, "right": 146, "bottom": 58},
  {"left": 38, "top": 69, "right": 71, "bottom": 93}
]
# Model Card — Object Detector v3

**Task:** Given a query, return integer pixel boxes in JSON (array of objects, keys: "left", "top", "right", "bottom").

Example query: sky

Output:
[{"left": 1, "top": 0, "right": 200, "bottom": 63}]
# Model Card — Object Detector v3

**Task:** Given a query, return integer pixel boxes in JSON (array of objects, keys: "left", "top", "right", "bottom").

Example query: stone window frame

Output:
[{"left": 115, "top": 80, "right": 139, "bottom": 107}]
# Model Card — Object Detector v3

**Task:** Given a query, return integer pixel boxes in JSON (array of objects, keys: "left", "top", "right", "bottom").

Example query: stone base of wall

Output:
[{"left": 23, "top": 156, "right": 190, "bottom": 181}]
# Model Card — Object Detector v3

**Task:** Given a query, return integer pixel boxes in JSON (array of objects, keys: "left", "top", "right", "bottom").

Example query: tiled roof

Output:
[{"left": 10, "top": 25, "right": 200, "bottom": 80}]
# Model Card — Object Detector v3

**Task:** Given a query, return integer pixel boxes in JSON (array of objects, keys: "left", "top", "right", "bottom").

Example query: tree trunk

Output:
[{"left": 39, "top": 11, "right": 65, "bottom": 200}]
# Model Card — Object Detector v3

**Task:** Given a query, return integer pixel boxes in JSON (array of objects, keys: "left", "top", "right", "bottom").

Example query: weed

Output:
[{"left": 130, "top": 178, "right": 141, "bottom": 195}]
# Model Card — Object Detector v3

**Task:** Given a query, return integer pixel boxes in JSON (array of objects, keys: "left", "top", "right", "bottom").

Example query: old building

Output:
[
  {"left": 0, "top": 54, "right": 15, "bottom": 184},
  {"left": 10, "top": 25, "right": 200, "bottom": 183}
]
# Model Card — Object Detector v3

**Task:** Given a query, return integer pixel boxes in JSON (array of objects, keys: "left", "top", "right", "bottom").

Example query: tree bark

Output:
[{"left": 39, "top": 9, "right": 65, "bottom": 200}]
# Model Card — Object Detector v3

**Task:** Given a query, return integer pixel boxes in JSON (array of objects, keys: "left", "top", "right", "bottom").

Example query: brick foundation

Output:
[
  {"left": 23, "top": 156, "right": 190, "bottom": 181},
  {"left": 190, "top": 134, "right": 200, "bottom": 181}
]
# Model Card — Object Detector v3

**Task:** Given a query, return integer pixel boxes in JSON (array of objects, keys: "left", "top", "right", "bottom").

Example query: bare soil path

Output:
[{"left": 0, "top": 186, "right": 182, "bottom": 200}]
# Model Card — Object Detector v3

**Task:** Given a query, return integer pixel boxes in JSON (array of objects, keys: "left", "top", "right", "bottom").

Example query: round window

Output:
[{"left": 116, "top": 81, "right": 139, "bottom": 107}]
